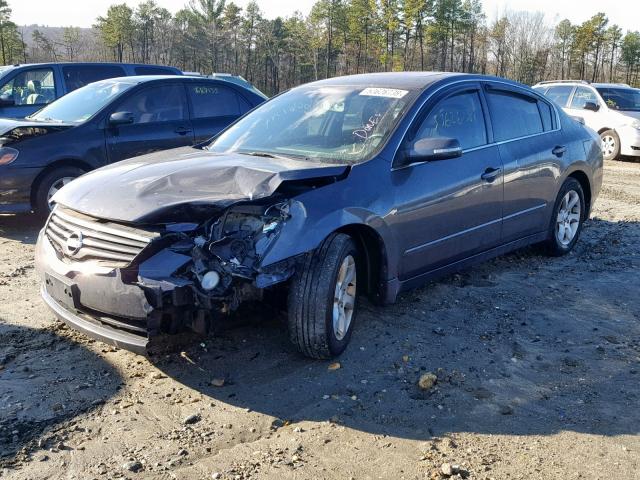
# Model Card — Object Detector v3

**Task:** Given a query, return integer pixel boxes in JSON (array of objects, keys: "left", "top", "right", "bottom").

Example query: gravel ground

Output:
[{"left": 1, "top": 160, "right": 639, "bottom": 480}]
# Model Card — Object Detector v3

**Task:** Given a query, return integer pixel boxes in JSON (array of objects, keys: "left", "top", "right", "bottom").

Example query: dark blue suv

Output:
[
  {"left": 0, "top": 75, "right": 266, "bottom": 215},
  {"left": 0, "top": 62, "right": 182, "bottom": 118}
]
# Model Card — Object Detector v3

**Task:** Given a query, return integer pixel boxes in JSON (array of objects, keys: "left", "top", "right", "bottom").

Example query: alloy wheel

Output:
[
  {"left": 332, "top": 254, "right": 356, "bottom": 341},
  {"left": 555, "top": 190, "right": 581, "bottom": 246},
  {"left": 47, "top": 177, "right": 75, "bottom": 209}
]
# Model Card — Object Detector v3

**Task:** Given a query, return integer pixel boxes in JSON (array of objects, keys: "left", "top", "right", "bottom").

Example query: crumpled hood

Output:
[
  {"left": 53, "top": 146, "right": 349, "bottom": 223},
  {"left": 0, "top": 118, "right": 73, "bottom": 145}
]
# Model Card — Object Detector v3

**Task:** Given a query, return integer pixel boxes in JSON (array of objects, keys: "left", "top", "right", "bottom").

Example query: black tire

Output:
[
  {"left": 600, "top": 129, "right": 620, "bottom": 161},
  {"left": 543, "top": 177, "right": 585, "bottom": 257},
  {"left": 33, "top": 166, "right": 84, "bottom": 217},
  {"left": 287, "top": 233, "right": 359, "bottom": 359}
]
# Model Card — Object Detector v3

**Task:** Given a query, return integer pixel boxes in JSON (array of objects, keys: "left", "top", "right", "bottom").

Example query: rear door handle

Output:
[
  {"left": 174, "top": 127, "right": 192, "bottom": 135},
  {"left": 481, "top": 167, "right": 502, "bottom": 183},
  {"left": 552, "top": 145, "right": 567, "bottom": 157}
]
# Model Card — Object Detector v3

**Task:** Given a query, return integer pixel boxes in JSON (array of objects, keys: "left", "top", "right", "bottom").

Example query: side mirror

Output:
[
  {"left": 583, "top": 101, "right": 600, "bottom": 112},
  {"left": 0, "top": 93, "right": 15, "bottom": 107},
  {"left": 108, "top": 111, "right": 134, "bottom": 126},
  {"left": 403, "top": 137, "right": 462, "bottom": 165}
]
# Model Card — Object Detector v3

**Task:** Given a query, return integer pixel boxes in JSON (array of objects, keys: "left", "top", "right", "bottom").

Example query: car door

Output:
[
  {"left": 391, "top": 84, "right": 504, "bottom": 280},
  {"left": 185, "top": 82, "right": 250, "bottom": 143},
  {"left": 564, "top": 85, "right": 603, "bottom": 132},
  {"left": 484, "top": 82, "right": 562, "bottom": 242},
  {"left": 105, "top": 82, "right": 194, "bottom": 163}
]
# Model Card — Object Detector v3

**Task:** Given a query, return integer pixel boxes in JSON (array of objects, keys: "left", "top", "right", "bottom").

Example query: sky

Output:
[{"left": 8, "top": 0, "right": 639, "bottom": 32}]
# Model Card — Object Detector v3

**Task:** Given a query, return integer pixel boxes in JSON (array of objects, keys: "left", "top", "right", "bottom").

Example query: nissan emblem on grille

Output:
[{"left": 65, "top": 231, "right": 84, "bottom": 256}]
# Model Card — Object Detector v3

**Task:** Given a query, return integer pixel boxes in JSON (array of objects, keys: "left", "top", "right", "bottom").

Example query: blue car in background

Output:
[
  {"left": 0, "top": 75, "right": 267, "bottom": 215},
  {"left": 0, "top": 62, "right": 183, "bottom": 119}
]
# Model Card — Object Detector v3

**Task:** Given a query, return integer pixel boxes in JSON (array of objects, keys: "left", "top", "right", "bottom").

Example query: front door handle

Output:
[
  {"left": 174, "top": 127, "right": 192, "bottom": 135},
  {"left": 481, "top": 167, "right": 502, "bottom": 183},
  {"left": 552, "top": 145, "right": 567, "bottom": 157}
]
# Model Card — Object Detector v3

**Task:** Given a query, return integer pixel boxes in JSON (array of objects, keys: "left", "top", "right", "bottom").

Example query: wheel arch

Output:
[
  {"left": 567, "top": 169, "right": 592, "bottom": 216},
  {"left": 335, "top": 223, "right": 389, "bottom": 305},
  {"left": 30, "top": 158, "right": 92, "bottom": 209}
]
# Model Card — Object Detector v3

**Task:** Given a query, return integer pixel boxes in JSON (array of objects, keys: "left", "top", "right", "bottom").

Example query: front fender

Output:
[{"left": 261, "top": 201, "right": 398, "bottom": 280}]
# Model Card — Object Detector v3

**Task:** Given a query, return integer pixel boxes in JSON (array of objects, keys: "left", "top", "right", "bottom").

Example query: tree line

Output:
[{"left": 2, "top": 0, "right": 640, "bottom": 95}]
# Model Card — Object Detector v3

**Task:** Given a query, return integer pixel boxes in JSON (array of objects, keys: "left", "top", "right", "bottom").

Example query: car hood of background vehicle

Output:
[
  {"left": 53, "top": 146, "right": 350, "bottom": 223},
  {"left": 0, "top": 118, "right": 74, "bottom": 145}
]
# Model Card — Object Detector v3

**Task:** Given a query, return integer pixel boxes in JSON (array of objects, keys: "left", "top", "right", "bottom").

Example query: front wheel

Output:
[
  {"left": 543, "top": 177, "right": 585, "bottom": 256},
  {"left": 600, "top": 129, "right": 620, "bottom": 161},
  {"left": 33, "top": 166, "right": 84, "bottom": 217},
  {"left": 287, "top": 233, "right": 359, "bottom": 359}
]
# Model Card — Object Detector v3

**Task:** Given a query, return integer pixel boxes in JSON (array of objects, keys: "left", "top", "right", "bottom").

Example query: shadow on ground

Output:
[
  {"left": 0, "top": 214, "right": 43, "bottom": 245},
  {"left": 0, "top": 322, "right": 122, "bottom": 463},
  {"left": 152, "top": 217, "right": 640, "bottom": 440}
]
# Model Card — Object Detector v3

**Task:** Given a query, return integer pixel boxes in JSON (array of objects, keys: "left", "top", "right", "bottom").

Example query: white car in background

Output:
[{"left": 533, "top": 80, "right": 640, "bottom": 160}]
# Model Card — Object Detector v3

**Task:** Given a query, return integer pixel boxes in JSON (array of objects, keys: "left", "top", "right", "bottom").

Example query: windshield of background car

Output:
[
  {"left": 207, "top": 85, "right": 419, "bottom": 164},
  {"left": 28, "top": 79, "right": 137, "bottom": 123},
  {"left": 596, "top": 88, "right": 640, "bottom": 111}
]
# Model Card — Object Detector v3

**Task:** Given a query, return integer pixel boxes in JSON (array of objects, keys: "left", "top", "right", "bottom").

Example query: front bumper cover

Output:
[
  {"left": 40, "top": 283, "right": 149, "bottom": 354},
  {"left": 35, "top": 229, "right": 210, "bottom": 353}
]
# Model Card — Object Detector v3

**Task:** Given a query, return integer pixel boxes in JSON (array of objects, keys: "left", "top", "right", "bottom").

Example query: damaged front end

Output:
[
  {"left": 36, "top": 200, "right": 300, "bottom": 353},
  {"left": 138, "top": 200, "right": 298, "bottom": 335}
]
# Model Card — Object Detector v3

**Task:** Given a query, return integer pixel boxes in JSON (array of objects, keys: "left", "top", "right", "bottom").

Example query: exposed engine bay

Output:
[{"left": 134, "top": 200, "right": 298, "bottom": 337}]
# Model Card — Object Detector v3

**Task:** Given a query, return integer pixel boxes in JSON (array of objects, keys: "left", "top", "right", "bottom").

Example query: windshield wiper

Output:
[
  {"left": 241, "top": 151, "right": 278, "bottom": 158},
  {"left": 236, "top": 150, "right": 312, "bottom": 162}
]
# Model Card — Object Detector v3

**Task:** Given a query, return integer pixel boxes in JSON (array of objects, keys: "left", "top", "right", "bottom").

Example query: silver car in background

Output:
[{"left": 533, "top": 80, "right": 640, "bottom": 160}]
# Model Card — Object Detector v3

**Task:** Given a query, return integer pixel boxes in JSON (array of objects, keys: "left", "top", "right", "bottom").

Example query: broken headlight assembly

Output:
[{"left": 183, "top": 201, "right": 293, "bottom": 306}]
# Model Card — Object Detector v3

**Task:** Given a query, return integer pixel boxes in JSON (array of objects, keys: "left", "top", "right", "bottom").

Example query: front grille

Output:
[{"left": 45, "top": 207, "right": 159, "bottom": 266}]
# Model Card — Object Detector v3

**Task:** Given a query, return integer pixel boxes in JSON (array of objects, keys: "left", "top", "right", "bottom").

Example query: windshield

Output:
[
  {"left": 207, "top": 85, "right": 418, "bottom": 164},
  {"left": 29, "top": 79, "right": 137, "bottom": 123},
  {"left": 596, "top": 87, "right": 640, "bottom": 111}
]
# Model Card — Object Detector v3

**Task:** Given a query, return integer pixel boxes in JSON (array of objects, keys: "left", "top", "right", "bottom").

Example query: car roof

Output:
[
  {"left": 592, "top": 82, "right": 634, "bottom": 89},
  {"left": 301, "top": 72, "right": 531, "bottom": 92},
  {"left": 91, "top": 75, "right": 263, "bottom": 93},
  {"left": 2, "top": 62, "right": 179, "bottom": 69}
]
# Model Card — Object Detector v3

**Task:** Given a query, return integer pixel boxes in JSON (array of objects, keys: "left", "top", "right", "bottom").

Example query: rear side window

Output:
[
  {"left": 570, "top": 86, "right": 599, "bottom": 109},
  {"left": 415, "top": 90, "right": 487, "bottom": 150},
  {"left": 116, "top": 84, "right": 187, "bottom": 124},
  {"left": 63, "top": 65, "right": 126, "bottom": 92},
  {"left": 0, "top": 68, "right": 56, "bottom": 106},
  {"left": 543, "top": 85, "right": 573, "bottom": 107},
  {"left": 187, "top": 84, "right": 242, "bottom": 118},
  {"left": 134, "top": 66, "right": 178, "bottom": 76},
  {"left": 486, "top": 89, "right": 543, "bottom": 141},
  {"left": 538, "top": 100, "right": 554, "bottom": 131}
]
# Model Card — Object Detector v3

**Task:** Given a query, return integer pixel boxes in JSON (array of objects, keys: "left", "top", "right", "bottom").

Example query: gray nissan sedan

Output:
[{"left": 35, "top": 72, "right": 603, "bottom": 358}]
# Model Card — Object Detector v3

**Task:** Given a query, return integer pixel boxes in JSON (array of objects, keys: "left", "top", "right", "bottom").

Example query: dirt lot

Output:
[{"left": 1, "top": 160, "right": 639, "bottom": 480}]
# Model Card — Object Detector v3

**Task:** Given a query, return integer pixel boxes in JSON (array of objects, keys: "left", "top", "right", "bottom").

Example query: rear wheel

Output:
[
  {"left": 33, "top": 166, "right": 84, "bottom": 217},
  {"left": 600, "top": 129, "right": 620, "bottom": 161},
  {"left": 287, "top": 233, "right": 359, "bottom": 359},
  {"left": 543, "top": 177, "right": 585, "bottom": 256}
]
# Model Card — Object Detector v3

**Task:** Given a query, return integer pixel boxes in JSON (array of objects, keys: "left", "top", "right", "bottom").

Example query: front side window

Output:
[
  {"left": 28, "top": 79, "right": 136, "bottom": 123},
  {"left": 415, "top": 90, "right": 487, "bottom": 150},
  {"left": 570, "top": 87, "right": 599, "bottom": 109},
  {"left": 62, "top": 65, "right": 126, "bottom": 93},
  {"left": 0, "top": 68, "right": 56, "bottom": 106},
  {"left": 116, "top": 84, "right": 187, "bottom": 124},
  {"left": 187, "top": 84, "right": 241, "bottom": 118},
  {"left": 208, "top": 85, "right": 418, "bottom": 164},
  {"left": 596, "top": 87, "right": 640, "bottom": 111},
  {"left": 542, "top": 85, "right": 573, "bottom": 107},
  {"left": 486, "top": 89, "right": 543, "bottom": 141}
]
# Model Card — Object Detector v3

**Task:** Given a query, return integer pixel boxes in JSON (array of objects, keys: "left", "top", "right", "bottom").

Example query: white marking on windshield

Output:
[{"left": 359, "top": 88, "right": 408, "bottom": 99}]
